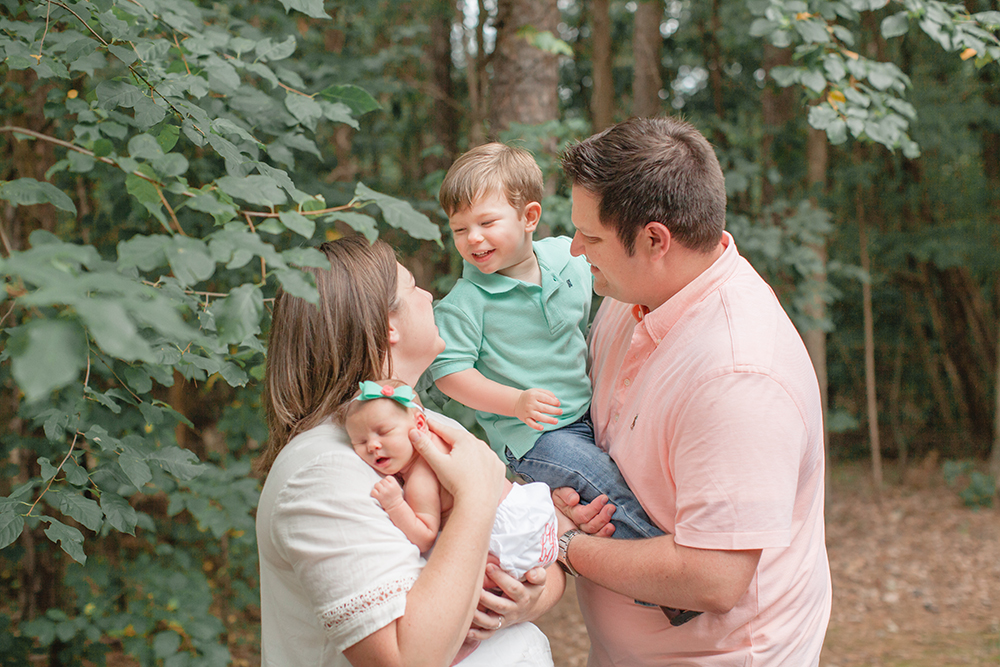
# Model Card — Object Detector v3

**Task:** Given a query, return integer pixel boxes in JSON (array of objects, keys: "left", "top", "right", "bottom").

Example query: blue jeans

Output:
[{"left": 504, "top": 413, "right": 663, "bottom": 541}]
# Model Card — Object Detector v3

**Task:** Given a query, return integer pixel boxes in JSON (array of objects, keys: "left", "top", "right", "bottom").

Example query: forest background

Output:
[{"left": 1, "top": 0, "right": 999, "bottom": 664}]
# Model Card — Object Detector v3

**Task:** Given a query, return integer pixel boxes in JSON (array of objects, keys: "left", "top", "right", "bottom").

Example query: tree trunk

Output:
[
  {"left": 858, "top": 185, "right": 883, "bottom": 493},
  {"left": 803, "top": 125, "right": 830, "bottom": 499},
  {"left": 903, "top": 288, "right": 959, "bottom": 434},
  {"left": 703, "top": 0, "right": 725, "bottom": 121},
  {"left": 993, "top": 278, "right": 1000, "bottom": 499},
  {"left": 920, "top": 262, "right": 975, "bottom": 439},
  {"left": 465, "top": 0, "right": 489, "bottom": 147},
  {"left": 489, "top": 0, "right": 560, "bottom": 135},
  {"left": 760, "top": 44, "right": 792, "bottom": 208},
  {"left": 591, "top": 0, "right": 614, "bottom": 131},
  {"left": 426, "top": 0, "right": 458, "bottom": 173},
  {"left": 632, "top": 0, "right": 663, "bottom": 118}
]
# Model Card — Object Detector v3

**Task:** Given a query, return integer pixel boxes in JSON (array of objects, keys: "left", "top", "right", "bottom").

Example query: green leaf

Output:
[
  {"left": 108, "top": 44, "right": 138, "bottom": 65},
  {"left": 118, "top": 449, "right": 152, "bottom": 490},
  {"left": 0, "top": 510, "right": 25, "bottom": 549},
  {"left": 154, "top": 631, "right": 182, "bottom": 659},
  {"left": 355, "top": 183, "right": 441, "bottom": 242},
  {"left": 76, "top": 299, "right": 154, "bottom": 362},
  {"left": 881, "top": 13, "right": 909, "bottom": 38},
  {"left": 255, "top": 36, "right": 297, "bottom": 62},
  {"left": 39, "top": 457, "right": 59, "bottom": 481},
  {"left": 276, "top": 0, "right": 329, "bottom": 19},
  {"left": 165, "top": 236, "right": 215, "bottom": 286},
  {"left": 95, "top": 80, "right": 144, "bottom": 110},
  {"left": 148, "top": 446, "right": 205, "bottom": 481},
  {"left": 117, "top": 234, "right": 170, "bottom": 272},
  {"left": 63, "top": 456, "right": 90, "bottom": 486},
  {"left": 212, "top": 284, "right": 263, "bottom": 345},
  {"left": 317, "top": 84, "right": 381, "bottom": 116},
  {"left": 793, "top": 18, "right": 830, "bottom": 43},
  {"left": 0, "top": 178, "right": 77, "bottom": 214},
  {"left": 770, "top": 66, "right": 800, "bottom": 88},
  {"left": 808, "top": 104, "right": 840, "bottom": 130},
  {"left": 281, "top": 246, "right": 329, "bottom": 268},
  {"left": 85, "top": 386, "right": 123, "bottom": 414},
  {"left": 43, "top": 517, "right": 86, "bottom": 564},
  {"left": 285, "top": 93, "right": 323, "bottom": 131},
  {"left": 801, "top": 69, "right": 827, "bottom": 93},
  {"left": 278, "top": 210, "right": 316, "bottom": 238},
  {"left": 158, "top": 125, "right": 180, "bottom": 152},
  {"left": 8, "top": 320, "right": 87, "bottom": 403},
  {"left": 49, "top": 489, "right": 103, "bottom": 531},
  {"left": 216, "top": 175, "right": 288, "bottom": 207},
  {"left": 273, "top": 267, "right": 319, "bottom": 303},
  {"left": 318, "top": 101, "right": 359, "bottom": 129},
  {"left": 100, "top": 491, "right": 137, "bottom": 535}
]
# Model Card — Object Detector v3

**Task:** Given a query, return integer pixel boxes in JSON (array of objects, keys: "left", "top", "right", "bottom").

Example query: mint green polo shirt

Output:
[{"left": 429, "top": 236, "right": 594, "bottom": 459}]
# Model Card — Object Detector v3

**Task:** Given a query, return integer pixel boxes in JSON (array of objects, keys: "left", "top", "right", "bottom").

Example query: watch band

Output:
[{"left": 557, "top": 528, "right": 581, "bottom": 577}]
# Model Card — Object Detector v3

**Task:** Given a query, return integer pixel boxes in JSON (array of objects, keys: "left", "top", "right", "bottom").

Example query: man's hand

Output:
[
  {"left": 514, "top": 388, "right": 563, "bottom": 430},
  {"left": 552, "top": 487, "right": 617, "bottom": 537}
]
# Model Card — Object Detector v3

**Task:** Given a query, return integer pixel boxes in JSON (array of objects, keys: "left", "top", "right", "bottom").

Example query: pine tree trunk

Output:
[
  {"left": 858, "top": 185, "right": 883, "bottom": 493},
  {"left": 591, "top": 0, "right": 614, "bottom": 131},
  {"left": 426, "top": 0, "right": 458, "bottom": 172},
  {"left": 465, "top": 0, "right": 489, "bottom": 147},
  {"left": 490, "top": 0, "right": 559, "bottom": 135},
  {"left": 632, "top": 0, "right": 663, "bottom": 118},
  {"left": 803, "top": 125, "right": 830, "bottom": 500}
]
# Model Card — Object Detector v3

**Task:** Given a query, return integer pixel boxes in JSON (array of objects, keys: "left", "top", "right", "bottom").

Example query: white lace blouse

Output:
[{"left": 256, "top": 414, "right": 553, "bottom": 667}]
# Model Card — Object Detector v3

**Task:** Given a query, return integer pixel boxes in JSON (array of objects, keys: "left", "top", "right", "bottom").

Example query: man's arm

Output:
[
  {"left": 435, "top": 369, "right": 561, "bottom": 430},
  {"left": 555, "top": 495, "right": 760, "bottom": 613}
]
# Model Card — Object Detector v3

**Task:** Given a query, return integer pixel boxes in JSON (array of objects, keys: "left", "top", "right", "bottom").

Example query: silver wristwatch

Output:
[{"left": 557, "top": 529, "right": 581, "bottom": 577}]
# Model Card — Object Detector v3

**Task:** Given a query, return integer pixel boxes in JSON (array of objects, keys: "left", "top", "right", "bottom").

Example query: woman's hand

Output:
[
  {"left": 466, "top": 564, "right": 556, "bottom": 641},
  {"left": 411, "top": 419, "right": 505, "bottom": 507}
]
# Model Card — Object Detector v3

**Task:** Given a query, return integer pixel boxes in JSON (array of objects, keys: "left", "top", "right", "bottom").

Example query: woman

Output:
[{"left": 255, "top": 235, "right": 562, "bottom": 666}]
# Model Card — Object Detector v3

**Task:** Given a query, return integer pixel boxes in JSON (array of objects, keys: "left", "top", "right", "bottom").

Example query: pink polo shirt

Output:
[{"left": 579, "top": 233, "right": 831, "bottom": 666}]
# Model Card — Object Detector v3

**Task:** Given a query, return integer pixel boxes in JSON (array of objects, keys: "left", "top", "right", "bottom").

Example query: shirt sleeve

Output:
[
  {"left": 271, "top": 452, "right": 423, "bottom": 652},
  {"left": 669, "top": 371, "right": 806, "bottom": 551},
  {"left": 429, "top": 297, "right": 483, "bottom": 381}
]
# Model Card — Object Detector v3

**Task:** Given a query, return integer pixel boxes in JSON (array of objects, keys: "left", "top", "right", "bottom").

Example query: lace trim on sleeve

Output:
[{"left": 320, "top": 575, "right": 417, "bottom": 633}]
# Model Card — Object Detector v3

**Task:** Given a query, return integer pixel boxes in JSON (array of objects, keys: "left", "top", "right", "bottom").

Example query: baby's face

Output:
[{"left": 346, "top": 399, "right": 419, "bottom": 476}]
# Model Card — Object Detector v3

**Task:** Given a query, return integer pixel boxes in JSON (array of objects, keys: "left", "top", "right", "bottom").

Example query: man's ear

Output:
[
  {"left": 523, "top": 201, "right": 542, "bottom": 232},
  {"left": 643, "top": 221, "right": 672, "bottom": 261}
]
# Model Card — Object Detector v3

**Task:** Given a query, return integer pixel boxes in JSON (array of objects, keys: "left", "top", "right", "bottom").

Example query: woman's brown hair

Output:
[{"left": 255, "top": 235, "right": 399, "bottom": 474}]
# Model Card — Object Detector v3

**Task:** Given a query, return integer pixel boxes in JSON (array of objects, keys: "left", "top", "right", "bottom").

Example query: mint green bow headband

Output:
[{"left": 355, "top": 381, "right": 421, "bottom": 410}]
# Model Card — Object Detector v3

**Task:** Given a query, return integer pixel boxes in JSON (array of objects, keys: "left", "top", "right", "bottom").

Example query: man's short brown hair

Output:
[{"left": 561, "top": 116, "right": 727, "bottom": 255}]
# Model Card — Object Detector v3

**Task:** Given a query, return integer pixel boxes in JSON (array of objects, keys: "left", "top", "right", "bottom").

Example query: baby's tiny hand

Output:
[
  {"left": 371, "top": 476, "right": 405, "bottom": 511},
  {"left": 515, "top": 388, "right": 563, "bottom": 431}
]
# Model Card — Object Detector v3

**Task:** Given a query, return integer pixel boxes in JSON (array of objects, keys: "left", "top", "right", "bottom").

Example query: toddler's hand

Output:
[
  {"left": 371, "top": 476, "right": 405, "bottom": 511},
  {"left": 514, "top": 388, "right": 562, "bottom": 431}
]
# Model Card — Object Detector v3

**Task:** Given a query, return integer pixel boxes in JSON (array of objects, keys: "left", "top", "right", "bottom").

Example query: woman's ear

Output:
[{"left": 387, "top": 312, "right": 402, "bottom": 345}]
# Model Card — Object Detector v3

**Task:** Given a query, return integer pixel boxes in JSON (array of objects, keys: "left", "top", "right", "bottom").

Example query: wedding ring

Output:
[{"left": 495, "top": 616, "right": 503, "bottom": 630}]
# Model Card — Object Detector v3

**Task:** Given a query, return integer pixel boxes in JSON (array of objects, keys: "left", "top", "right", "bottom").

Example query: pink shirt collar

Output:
[{"left": 630, "top": 232, "right": 738, "bottom": 342}]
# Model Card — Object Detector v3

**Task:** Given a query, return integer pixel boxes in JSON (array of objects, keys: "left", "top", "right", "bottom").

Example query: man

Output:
[{"left": 554, "top": 116, "right": 831, "bottom": 665}]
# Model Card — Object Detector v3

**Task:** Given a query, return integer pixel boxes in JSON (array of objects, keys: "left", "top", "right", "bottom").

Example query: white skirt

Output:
[{"left": 459, "top": 622, "right": 554, "bottom": 666}]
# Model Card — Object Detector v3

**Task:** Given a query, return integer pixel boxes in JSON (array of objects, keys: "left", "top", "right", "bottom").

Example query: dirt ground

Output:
[{"left": 534, "top": 461, "right": 1000, "bottom": 667}]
